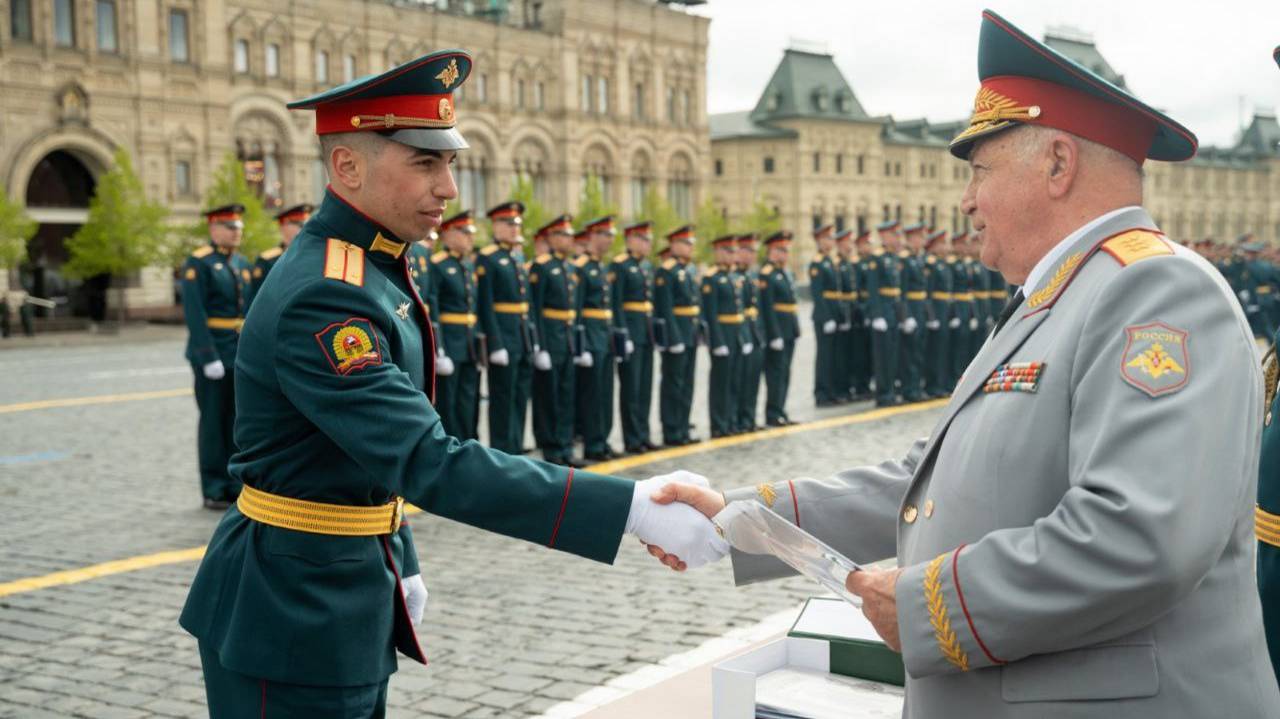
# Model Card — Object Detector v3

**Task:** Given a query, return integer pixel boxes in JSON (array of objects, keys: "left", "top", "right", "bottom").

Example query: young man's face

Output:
[
  {"left": 672, "top": 241, "right": 693, "bottom": 261},
  {"left": 767, "top": 245, "right": 788, "bottom": 265},
  {"left": 210, "top": 222, "right": 243, "bottom": 250},
  {"left": 626, "top": 235, "right": 651, "bottom": 256},
  {"left": 879, "top": 230, "right": 901, "bottom": 253},
  {"left": 736, "top": 246, "right": 756, "bottom": 266},
  {"left": 442, "top": 225, "right": 474, "bottom": 255},
  {"left": 491, "top": 218, "right": 522, "bottom": 244},
  {"left": 714, "top": 246, "right": 735, "bottom": 265},
  {"left": 358, "top": 140, "right": 458, "bottom": 242},
  {"left": 548, "top": 231, "right": 573, "bottom": 254},
  {"left": 279, "top": 221, "right": 304, "bottom": 248}
]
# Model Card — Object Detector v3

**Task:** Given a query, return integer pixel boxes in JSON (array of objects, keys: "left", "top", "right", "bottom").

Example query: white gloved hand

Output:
[
  {"left": 926, "top": 320, "right": 941, "bottom": 330},
  {"left": 1239, "top": 290, "right": 1252, "bottom": 303},
  {"left": 534, "top": 350, "right": 552, "bottom": 371},
  {"left": 488, "top": 348, "right": 510, "bottom": 367},
  {"left": 668, "top": 343, "right": 686, "bottom": 355},
  {"left": 202, "top": 360, "right": 226, "bottom": 380},
  {"left": 822, "top": 319, "right": 837, "bottom": 335},
  {"left": 575, "top": 352, "right": 594, "bottom": 368},
  {"left": 712, "top": 345, "right": 730, "bottom": 357},
  {"left": 839, "top": 322, "right": 852, "bottom": 331},
  {"left": 948, "top": 317, "right": 961, "bottom": 329},
  {"left": 871, "top": 317, "right": 889, "bottom": 332},
  {"left": 900, "top": 317, "right": 918, "bottom": 335},
  {"left": 401, "top": 573, "right": 428, "bottom": 626},
  {"left": 435, "top": 352, "right": 455, "bottom": 376},
  {"left": 741, "top": 342, "right": 753, "bottom": 356},
  {"left": 985, "top": 316, "right": 996, "bottom": 328},
  {"left": 769, "top": 337, "right": 785, "bottom": 351},
  {"left": 625, "top": 472, "right": 729, "bottom": 570},
  {"left": 969, "top": 318, "right": 980, "bottom": 331},
  {"left": 625, "top": 339, "right": 635, "bottom": 356}
]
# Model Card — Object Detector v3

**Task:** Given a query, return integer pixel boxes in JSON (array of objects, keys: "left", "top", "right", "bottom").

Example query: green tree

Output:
[
  {"left": 63, "top": 148, "right": 170, "bottom": 319},
  {"left": 736, "top": 198, "right": 782, "bottom": 241},
  {"left": 508, "top": 173, "right": 548, "bottom": 257},
  {"left": 0, "top": 185, "right": 37, "bottom": 269},
  {"left": 174, "top": 153, "right": 277, "bottom": 264},
  {"left": 633, "top": 187, "right": 683, "bottom": 258},
  {"left": 575, "top": 173, "right": 620, "bottom": 231},
  {"left": 693, "top": 196, "right": 730, "bottom": 265}
]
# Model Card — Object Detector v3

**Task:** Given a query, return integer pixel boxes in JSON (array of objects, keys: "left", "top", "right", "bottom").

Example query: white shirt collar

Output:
[{"left": 1022, "top": 206, "right": 1140, "bottom": 292}]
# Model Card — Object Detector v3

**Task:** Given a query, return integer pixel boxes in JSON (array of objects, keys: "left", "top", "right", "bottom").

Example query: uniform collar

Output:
[
  {"left": 1023, "top": 205, "right": 1139, "bottom": 291},
  {"left": 311, "top": 187, "right": 410, "bottom": 262}
]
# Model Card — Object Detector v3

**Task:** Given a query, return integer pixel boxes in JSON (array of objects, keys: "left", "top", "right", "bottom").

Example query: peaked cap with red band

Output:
[
  {"left": 204, "top": 203, "right": 245, "bottom": 224},
  {"left": 625, "top": 221, "right": 653, "bottom": 237},
  {"left": 813, "top": 224, "right": 835, "bottom": 240},
  {"left": 486, "top": 201, "right": 524, "bottom": 222},
  {"left": 538, "top": 215, "right": 574, "bottom": 237},
  {"left": 583, "top": 215, "right": 617, "bottom": 236},
  {"left": 764, "top": 230, "right": 792, "bottom": 248},
  {"left": 712, "top": 234, "right": 737, "bottom": 249},
  {"left": 667, "top": 225, "right": 695, "bottom": 244},
  {"left": 737, "top": 233, "right": 758, "bottom": 248},
  {"left": 287, "top": 50, "right": 472, "bottom": 152},
  {"left": 275, "top": 203, "right": 314, "bottom": 224},
  {"left": 855, "top": 231, "right": 871, "bottom": 244},
  {"left": 440, "top": 210, "right": 475, "bottom": 233},
  {"left": 950, "top": 10, "right": 1197, "bottom": 164},
  {"left": 835, "top": 229, "right": 854, "bottom": 242}
]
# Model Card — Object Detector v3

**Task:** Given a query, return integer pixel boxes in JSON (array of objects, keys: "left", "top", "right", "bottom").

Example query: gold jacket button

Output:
[
  {"left": 903, "top": 505, "right": 918, "bottom": 524},
  {"left": 924, "top": 500, "right": 935, "bottom": 518}
]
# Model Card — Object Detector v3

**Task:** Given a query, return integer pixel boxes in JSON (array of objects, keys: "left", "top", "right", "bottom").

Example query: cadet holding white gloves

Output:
[{"left": 181, "top": 204, "right": 251, "bottom": 510}]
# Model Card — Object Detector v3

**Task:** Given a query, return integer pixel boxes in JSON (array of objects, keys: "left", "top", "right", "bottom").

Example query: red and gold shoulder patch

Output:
[
  {"left": 323, "top": 239, "right": 365, "bottom": 286},
  {"left": 1120, "top": 321, "right": 1189, "bottom": 398},
  {"left": 1101, "top": 230, "right": 1173, "bottom": 267},
  {"left": 315, "top": 317, "right": 383, "bottom": 375}
]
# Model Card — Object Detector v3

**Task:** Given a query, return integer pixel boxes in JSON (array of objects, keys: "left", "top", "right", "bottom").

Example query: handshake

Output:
[{"left": 625, "top": 471, "right": 730, "bottom": 571}]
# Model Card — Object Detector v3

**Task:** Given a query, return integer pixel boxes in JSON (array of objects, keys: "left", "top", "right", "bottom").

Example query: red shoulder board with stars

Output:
[
  {"left": 1120, "top": 321, "right": 1189, "bottom": 398},
  {"left": 315, "top": 318, "right": 383, "bottom": 375}
]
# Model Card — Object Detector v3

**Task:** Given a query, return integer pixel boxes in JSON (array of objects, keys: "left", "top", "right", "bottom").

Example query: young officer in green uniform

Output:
[
  {"left": 530, "top": 215, "right": 585, "bottom": 467},
  {"left": 249, "top": 203, "right": 312, "bottom": 307},
  {"left": 180, "top": 51, "right": 727, "bottom": 717},
  {"left": 897, "top": 222, "right": 928, "bottom": 402},
  {"left": 703, "top": 236, "right": 744, "bottom": 437},
  {"left": 428, "top": 211, "right": 480, "bottom": 440},
  {"left": 654, "top": 227, "right": 700, "bottom": 446},
  {"left": 476, "top": 201, "right": 532, "bottom": 454},
  {"left": 759, "top": 231, "right": 799, "bottom": 426},
  {"left": 611, "top": 222, "right": 655, "bottom": 454},
  {"left": 574, "top": 216, "right": 619, "bottom": 461},
  {"left": 734, "top": 233, "right": 764, "bottom": 432},
  {"left": 867, "top": 220, "right": 904, "bottom": 406},
  {"left": 809, "top": 225, "right": 842, "bottom": 406},
  {"left": 850, "top": 231, "right": 875, "bottom": 400},
  {"left": 182, "top": 204, "right": 252, "bottom": 509},
  {"left": 922, "top": 229, "right": 954, "bottom": 398},
  {"left": 1242, "top": 240, "right": 1275, "bottom": 341},
  {"left": 1256, "top": 45, "right": 1280, "bottom": 688}
]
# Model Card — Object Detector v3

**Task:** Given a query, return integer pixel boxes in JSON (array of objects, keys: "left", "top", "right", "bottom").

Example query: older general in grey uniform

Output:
[{"left": 645, "top": 11, "right": 1280, "bottom": 717}]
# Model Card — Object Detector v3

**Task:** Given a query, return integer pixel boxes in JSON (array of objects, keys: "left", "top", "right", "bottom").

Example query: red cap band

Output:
[{"left": 315, "top": 94, "right": 456, "bottom": 135}]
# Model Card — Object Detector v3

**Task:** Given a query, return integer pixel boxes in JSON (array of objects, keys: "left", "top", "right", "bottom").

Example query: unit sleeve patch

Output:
[
  {"left": 1120, "top": 321, "right": 1190, "bottom": 398},
  {"left": 315, "top": 317, "right": 384, "bottom": 375}
]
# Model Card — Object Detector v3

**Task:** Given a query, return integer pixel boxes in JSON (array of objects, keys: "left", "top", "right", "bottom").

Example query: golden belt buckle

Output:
[{"left": 390, "top": 496, "right": 405, "bottom": 533}]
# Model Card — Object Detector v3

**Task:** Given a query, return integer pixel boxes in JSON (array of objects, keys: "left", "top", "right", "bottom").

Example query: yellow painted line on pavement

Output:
[
  {"left": 0, "top": 399, "right": 946, "bottom": 597},
  {"left": 0, "top": 388, "right": 193, "bottom": 415}
]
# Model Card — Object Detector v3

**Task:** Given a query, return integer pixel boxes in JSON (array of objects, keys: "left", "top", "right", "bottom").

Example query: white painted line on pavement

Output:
[{"left": 85, "top": 366, "right": 189, "bottom": 380}]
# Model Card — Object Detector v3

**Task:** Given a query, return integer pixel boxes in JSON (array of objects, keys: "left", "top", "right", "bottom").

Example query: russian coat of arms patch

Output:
[
  {"left": 1120, "top": 321, "right": 1189, "bottom": 398},
  {"left": 315, "top": 317, "right": 383, "bottom": 375}
]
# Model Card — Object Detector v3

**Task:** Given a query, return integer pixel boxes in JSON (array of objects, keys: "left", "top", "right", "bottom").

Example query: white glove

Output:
[
  {"left": 575, "top": 352, "right": 594, "bottom": 368},
  {"left": 926, "top": 320, "right": 941, "bottom": 330},
  {"left": 401, "top": 573, "right": 428, "bottom": 626},
  {"left": 900, "top": 317, "right": 918, "bottom": 335},
  {"left": 668, "top": 343, "right": 686, "bottom": 355},
  {"left": 435, "top": 352, "right": 455, "bottom": 376},
  {"left": 985, "top": 316, "right": 996, "bottom": 328},
  {"left": 969, "top": 318, "right": 980, "bottom": 331},
  {"left": 741, "top": 342, "right": 753, "bottom": 356},
  {"left": 625, "top": 471, "right": 729, "bottom": 570},
  {"left": 625, "top": 339, "right": 635, "bottom": 356},
  {"left": 769, "top": 337, "right": 784, "bottom": 351},
  {"left": 838, "top": 322, "right": 852, "bottom": 331},
  {"left": 202, "top": 360, "right": 226, "bottom": 380},
  {"left": 489, "top": 348, "right": 510, "bottom": 367},
  {"left": 871, "top": 317, "right": 889, "bottom": 332},
  {"left": 948, "top": 317, "right": 961, "bottom": 329},
  {"left": 1239, "top": 290, "right": 1252, "bottom": 303},
  {"left": 712, "top": 345, "right": 730, "bottom": 357},
  {"left": 822, "top": 319, "right": 837, "bottom": 335},
  {"left": 534, "top": 350, "right": 552, "bottom": 371}
]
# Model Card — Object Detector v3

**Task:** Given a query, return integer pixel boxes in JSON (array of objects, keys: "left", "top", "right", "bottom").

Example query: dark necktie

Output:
[{"left": 992, "top": 288, "right": 1024, "bottom": 337}]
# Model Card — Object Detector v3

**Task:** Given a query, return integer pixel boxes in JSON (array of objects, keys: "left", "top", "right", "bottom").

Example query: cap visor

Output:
[{"left": 387, "top": 127, "right": 469, "bottom": 151}]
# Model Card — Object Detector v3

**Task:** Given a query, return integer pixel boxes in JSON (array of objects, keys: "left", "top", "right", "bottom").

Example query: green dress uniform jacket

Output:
[
  {"left": 181, "top": 243, "right": 252, "bottom": 502},
  {"left": 530, "top": 252, "right": 580, "bottom": 461},
  {"left": 1260, "top": 343, "right": 1280, "bottom": 687},
  {"left": 653, "top": 258, "right": 700, "bottom": 444},
  {"left": 809, "top": 252, "right": 842, "bottom": 404},
  {"left": 180, "top": 191, "right": 631, "bottom": 688},
  {"left": 407, "top": 243, "right": 433, "bottom": 311},
  {"left": 727, "top": 208, "right": 1280, "bottom": 717},
  {"left": 610, "top": 252, "right": 654, "bottom": 450},
  {"left": 759, "top": 262, "right": 798, "bottom": 425},
  {"left": 864, "top": 249, "right": 903, "bottom": 405},
  {"left": 1242, "top": 258, "right": 1275, "bottom": 340},
  {"left": 248, "top": 245, "right": 285, "bottom": 309},
  {"left": 574, "top": 253, "right": 616, "bottom": 456},
  {"left": 427, "top": 250, "right": 480, "bottom": 440},
  {"left": 702, "top": 265, "right": 742, "bottom": 436},
  {"left": 476, "top": 243, "right": 532, "bottom": 454}
]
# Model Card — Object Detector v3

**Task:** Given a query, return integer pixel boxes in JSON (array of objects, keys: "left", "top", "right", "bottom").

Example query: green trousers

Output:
[
  {"left": 618, "top": 343, "right": 654, "bottom": 449},
  {"left": 575, "top": 349, "right": 614, "bottom": 456},
  {"left": 193, "top": 367, "right": 240, "bottom": 502},
  {"left": 436, "top": 360, "right": 479, "bottom": 441},
  {"left": 871, "top": 327, "right": 899, "bottom": 406},
  {"left": 813, "top": 324, "right": 839, "bottom": 403},
  {"left": 735, "top": 343, "right": 765, "bottom": 430},
  {"left": 924, "top": 326, "right": 951, "bottom": 397},
  {"left": 897, "top": 327, "right": 925, "bottom": 401},
  {"left": 708, "top": 342, "right": 739, "bottom": 436},
  {"left": 486, "top": 354, "right": 525, "bottom": 454},
  {"left": 764, "top": 340, "right": 794, "bottom": 424},
  {"left": 850, "top": 322, "right": 873, "bottom": 396},
  {"left": 659, "top": 349, "right": 690, "bottom": 444},
  {"left": 199, "top": 641, "right": 388, "bottom": 718},
  {"left": 540, "top": 353, "right": 576, "bottom": 462}
]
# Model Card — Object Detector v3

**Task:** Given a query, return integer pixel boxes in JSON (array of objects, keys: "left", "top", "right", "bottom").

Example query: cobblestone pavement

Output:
[{"left": 0, "top": 317, "right": 944, "bottom": 718}]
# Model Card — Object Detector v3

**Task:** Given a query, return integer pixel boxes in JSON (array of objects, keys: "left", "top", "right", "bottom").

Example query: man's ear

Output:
[
  {"left": 330, "top": 145, "right": 363, "bottom": 192},
  {"left": 1046, "top": 133, "right": 1079, "bottom": 199}
]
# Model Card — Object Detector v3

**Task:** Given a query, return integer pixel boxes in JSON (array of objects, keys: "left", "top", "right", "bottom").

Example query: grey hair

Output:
[{"left": 1009, "top": 123, "right": 1143, "bottom": 179}]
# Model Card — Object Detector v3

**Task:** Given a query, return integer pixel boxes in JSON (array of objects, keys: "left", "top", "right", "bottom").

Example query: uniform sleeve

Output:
[
  {"left": 475, "top": 255, "right": 505, "bottom": 354},
  {"left": 896, "top": 256, "right": 1260, "bottom": 678},
  {"left": 396, "top": 523, "right": 420, "bottom": 577},
  {"left": 726, "top": 436, "right": 927, "bottom": 584},
  {"left": 272, "top": 280, "right": 633, "bottom": 562},
  {"left": 425, "top": 262, "right": 442, "bottom": 341},
  {"left": 762, "top": 274, "right": 782, "bottom": 342},
  {"left": 702, "top": 276, "right": 722, "bottom": 348},
  {"left": 653, "top": 269, "right": 679, "bottom": 347},
  {"left": 864, "top": 261, "right": 885, "bottom": 322},
  {"left": 181, "top": 259, "right": 218, "bottom": 365}
]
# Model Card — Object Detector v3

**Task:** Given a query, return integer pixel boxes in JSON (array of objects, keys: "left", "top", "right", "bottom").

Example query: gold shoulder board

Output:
[
  {"left": 1100, "top": 230, "right": 1174, "bottom": 267},
  {"left": 323, "top": 239, "right": 365, "bottom": 286}
]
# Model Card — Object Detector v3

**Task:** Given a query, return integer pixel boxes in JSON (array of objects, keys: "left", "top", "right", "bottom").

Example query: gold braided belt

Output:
[{"left": 237, "top": 484, "right": 405, "bottom": 536}]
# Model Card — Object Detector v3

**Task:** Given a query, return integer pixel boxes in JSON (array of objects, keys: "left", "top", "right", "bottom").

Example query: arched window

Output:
[{"left": 666, "top": 152, "right": 693, "bottom": 218}]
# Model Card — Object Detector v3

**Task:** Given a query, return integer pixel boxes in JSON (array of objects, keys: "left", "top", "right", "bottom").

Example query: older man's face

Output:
[{"left": 961, "top": 129, "right": 1045, "bottom": 283}]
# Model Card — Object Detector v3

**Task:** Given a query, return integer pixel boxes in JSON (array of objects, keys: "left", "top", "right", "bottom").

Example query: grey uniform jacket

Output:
[{"left": 727, "top": 207, "right": 1280, "bottom": 717}]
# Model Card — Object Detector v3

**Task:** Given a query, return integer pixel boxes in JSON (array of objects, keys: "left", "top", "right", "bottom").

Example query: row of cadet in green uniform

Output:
[{"left": 1207, "top": 237, "right": 1280, "bottom": 341}]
